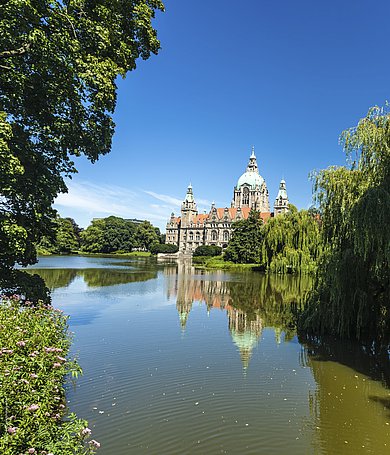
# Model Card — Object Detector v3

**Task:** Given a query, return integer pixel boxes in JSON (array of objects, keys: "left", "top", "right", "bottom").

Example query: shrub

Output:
[
  {"left": 0, "top": 296, "right": 98, "bottom": 454},
  {"left": 150, "top": 243, "right": 179, "bottom": 254},
  {"left": 193, "top": 245, "right": 222, "bottom": 257}
]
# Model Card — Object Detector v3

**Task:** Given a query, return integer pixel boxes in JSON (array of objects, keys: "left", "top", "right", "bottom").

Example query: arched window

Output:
[
  {"left": 189, "top": 231, "right": 194, "bottom": 241},
  {"left": 223, "top": 231, "right": 229, "bottom": 242},
  {"left": 211, "top": 230, "right": 218, "bottom": 241},
  {"left": 196, "top": 232, "right": 200, "bottom": 242},
  {"left": 242, "top": 187, "right": 249, "bottom": 205}
]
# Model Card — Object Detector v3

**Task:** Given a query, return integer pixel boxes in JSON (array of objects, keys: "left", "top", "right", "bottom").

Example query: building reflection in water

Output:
[{"left": 163, "top": 260, "right": 312, "bottom": 370}]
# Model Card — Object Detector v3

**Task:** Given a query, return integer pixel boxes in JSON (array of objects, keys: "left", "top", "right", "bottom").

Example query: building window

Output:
[
  {"left": 211, "top": 230, "right": 218, "bottom": 241},
  {"left": 196, "top": 232, "right": 200, "bottom": 241},
  {"left": 189, "top": 231, "right": 194, "bottom": 241},
  {"left": 223, "top": 231, "right": 229, "bottom": 242},
  {"left": 243, "top": 187, "right": 249, "bottom": 205}
]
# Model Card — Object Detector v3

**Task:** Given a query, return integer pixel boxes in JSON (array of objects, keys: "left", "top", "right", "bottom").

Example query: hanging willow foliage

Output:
[
  {"left": 300, "top": 106, "right": 390, "bottom": 344},
  {"left": 261, "top": 206, "right": 322, "bottom": 274}
]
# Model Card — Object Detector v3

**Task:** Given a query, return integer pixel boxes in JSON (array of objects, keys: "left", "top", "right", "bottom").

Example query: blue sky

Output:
[{"left": 54, "top": 0, "right": 390, "bottom": 230}]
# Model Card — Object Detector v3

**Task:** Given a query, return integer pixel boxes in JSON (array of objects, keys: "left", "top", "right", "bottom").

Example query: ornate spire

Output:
[
  {"left": 246, "top": 146, "right": 258, "bottom": 173},
  {"left": 185, "top": 183, "right": 194, "bottom": 202},
  {"left": 274, "top": 178, "right": 289, "bottom": 215}
]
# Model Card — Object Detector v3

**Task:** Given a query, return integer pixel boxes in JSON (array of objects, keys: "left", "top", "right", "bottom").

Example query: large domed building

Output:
[
  {"left": 166, "top": 148, "right": 289, "bottom": 253},
  {"left": 232, "top": 147, "right": 270, "bottom": 212}
]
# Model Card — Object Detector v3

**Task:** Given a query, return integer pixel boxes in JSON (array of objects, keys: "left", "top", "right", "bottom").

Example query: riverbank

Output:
[
  {"left": 192, "top": 255, "right": 263, "bottom": 271},
  {"left": 36, "top": 250, "right": 152, "bottom": 258},
  {"left": 0, "top": 296, "right": 98, "bottom": 454}
]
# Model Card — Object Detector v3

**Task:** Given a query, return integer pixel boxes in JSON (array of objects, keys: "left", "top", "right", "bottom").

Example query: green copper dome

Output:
[{"left": 237, "top": 171, "right": 264, "bottom": 189}]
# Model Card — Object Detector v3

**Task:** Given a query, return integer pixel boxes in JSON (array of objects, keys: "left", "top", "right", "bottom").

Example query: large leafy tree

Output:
[
  {"left": 300, "top": 106, "right": 390, "bottom": 344},
  {"left": 81, "top": 216, "right": 137, "bottom": 253},
  {"left": 134, "top": 220, "right": 160, "bottom": 251},
  {"left": 224, "top": 210, "right": 264, "bottom": 264},
  {"left": 0, "top": 0, "right": 164, "bottom": 277},
  {"left": 38, "top": 216, "right": 81, "bottom": 254}
]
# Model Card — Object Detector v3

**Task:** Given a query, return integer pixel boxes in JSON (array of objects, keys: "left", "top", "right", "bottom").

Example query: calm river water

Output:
[{"left": 28, "top": 256, "right": 389, "bottom": 454}]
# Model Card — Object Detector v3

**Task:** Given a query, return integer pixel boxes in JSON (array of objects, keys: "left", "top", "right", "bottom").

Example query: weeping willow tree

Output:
[
  {"left": 261, "top": 205, "right": 322, "bottom": 274},
  {"left": 300, "top": 106, "right": 390, "bottom": 343}
]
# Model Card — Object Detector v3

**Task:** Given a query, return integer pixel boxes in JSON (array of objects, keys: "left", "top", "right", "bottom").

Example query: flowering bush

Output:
[{"left": 0, "top": 295, "right": 99, "bottom": 454}]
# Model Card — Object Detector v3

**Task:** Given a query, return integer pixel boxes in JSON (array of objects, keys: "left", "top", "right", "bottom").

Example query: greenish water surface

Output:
[{"left": 28, "top": 256, "right": 390, "bottom": 454}]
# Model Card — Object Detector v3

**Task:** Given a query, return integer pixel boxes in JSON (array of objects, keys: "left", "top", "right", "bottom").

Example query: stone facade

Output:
[{"left": 165, "top": 148, "right": 289, "bottom": 253}]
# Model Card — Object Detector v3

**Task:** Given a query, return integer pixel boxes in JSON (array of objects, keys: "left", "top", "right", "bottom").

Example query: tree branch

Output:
[{"left": 0, "top": 42, "right": 31, "bottom": 59}]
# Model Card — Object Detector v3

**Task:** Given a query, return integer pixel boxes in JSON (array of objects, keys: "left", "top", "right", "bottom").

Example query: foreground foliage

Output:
[
  {"left": 0, "top": 295, "right": 98, "bottom": 454},
  {"left": 0, "top": 0, "right": 164, "bottom": 294},
  {"left": 300, "top": 106, "right": 390, "bottom": 343}
]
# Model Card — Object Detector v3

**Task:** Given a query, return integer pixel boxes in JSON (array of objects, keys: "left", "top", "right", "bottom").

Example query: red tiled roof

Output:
[
  {"left": 215, "top": 207, "right": 270, "bottom": 221},
  {"left": 195, "top": 214, "right": 208, "bottom": 224},
  {"left": 173, "top": 210, "right": 271, "bottom": 224}
]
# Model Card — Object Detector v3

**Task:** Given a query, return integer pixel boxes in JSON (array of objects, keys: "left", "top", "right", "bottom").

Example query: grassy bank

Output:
[
  {"left": 0, "top": 296, "right": 98, "bottom": 454},
  {"left": 79, "top": 251, "right": 152, "bottom": 258},
  {"left": 192, "top": 255, "right": 262, "bottom": 271}
]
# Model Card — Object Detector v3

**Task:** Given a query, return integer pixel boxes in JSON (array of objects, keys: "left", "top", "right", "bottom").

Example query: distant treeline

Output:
[{"left": 37, "top": 216, "right": 165, "bottom": 255}]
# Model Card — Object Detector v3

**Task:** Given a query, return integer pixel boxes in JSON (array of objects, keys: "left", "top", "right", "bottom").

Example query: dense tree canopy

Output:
[
  {"left": 135, "top": 221, "right": 160, "bottom": 251},
  {"left": 300, "top": 106, "right": 390, "bottom": 344},
  {"left": 224, "top": 210, "right": 264, "bottom": 264},
  {"left": 38, "top": 216, "right": 81, "bottom": 254},
  {"left": 80, "top": 216, "right": 160, "bottom": 253},
  {"left": 81, "top": 216, "right": 136, "bottom": 253},
  {"left": 0, "top": 0, "right": 164, "bottom": 272}
]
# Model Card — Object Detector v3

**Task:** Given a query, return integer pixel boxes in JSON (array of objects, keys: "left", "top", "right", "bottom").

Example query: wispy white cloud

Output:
[
  {"left": 54, "top": 181, "right": 183, "bottom": 229},
  {"left": 144, "top": 190, "right": 212, "bottom": 210},
  {"left": 54, "top": 181, "right": 214, "bottom": 230},
  {"left": 143, "top": 190, "right": 182, "bottom": 206}
]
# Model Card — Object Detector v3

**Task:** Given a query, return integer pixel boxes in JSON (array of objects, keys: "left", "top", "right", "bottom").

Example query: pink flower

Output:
[
  {"left": 16, "top": 340, "right": 26, "bottom": 347},
  {"left": 7, "top": 427, "right": 17, "bottom": 434},
  {"left": 81, "top": 427, "right": 92, "bottom": 436},
  {"left": 28, "top": 448, "right": 35, "bottom": 454},
  {"left": 53, "top": 362, "right": 61, "bottom": 368},
  {"left": 30, "top": 373, "right": 38, "bottom": 378},
  {"left": 27, "top": 404, "right": 39, "bottom": 412},
  {"left": 89, "top": 440, "right": 101, "bottom": 448},
  {"left": 57, "top": 356, "right": 66, "bottom": 362}
]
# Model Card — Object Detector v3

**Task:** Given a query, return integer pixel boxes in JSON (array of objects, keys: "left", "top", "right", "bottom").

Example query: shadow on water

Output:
[
  {"left": 299, "top": 334, "right": 390, "bottom": 388},
  {"left": 27, "top": 268, "right": 157, "bottom": 290}
]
